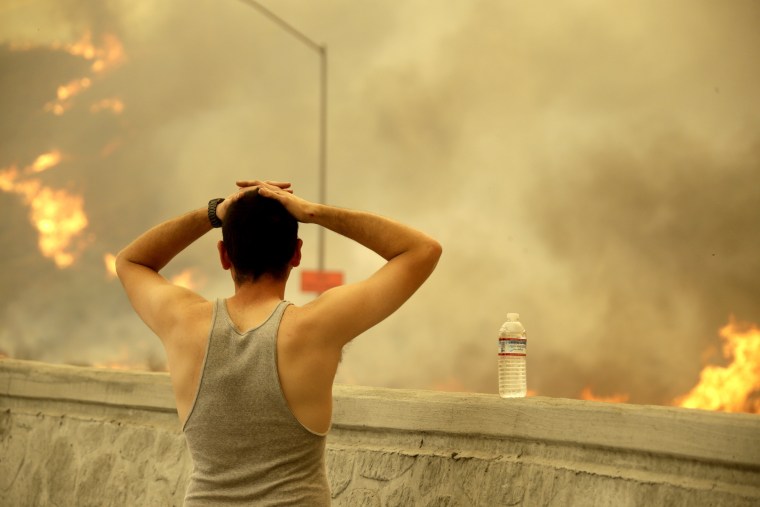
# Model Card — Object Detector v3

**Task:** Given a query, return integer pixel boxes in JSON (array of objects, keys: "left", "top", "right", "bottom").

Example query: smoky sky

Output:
[{"left": 1, "top": 0, "right": 759, "bottom": 406}]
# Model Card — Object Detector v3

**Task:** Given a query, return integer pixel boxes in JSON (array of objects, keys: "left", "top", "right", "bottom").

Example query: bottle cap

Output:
[{"left": 507, "top": 313, "right": 520, "bottom": 321}]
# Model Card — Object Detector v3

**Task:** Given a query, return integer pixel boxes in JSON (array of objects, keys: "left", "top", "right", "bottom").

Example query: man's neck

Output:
[{"left": 230, "top": 275, "right": 287, "bottom": 305}]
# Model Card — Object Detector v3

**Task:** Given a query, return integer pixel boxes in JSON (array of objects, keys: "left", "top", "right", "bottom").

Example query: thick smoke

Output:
[{"left": 1, "top": 0, "right": 759, "bottom": 406}]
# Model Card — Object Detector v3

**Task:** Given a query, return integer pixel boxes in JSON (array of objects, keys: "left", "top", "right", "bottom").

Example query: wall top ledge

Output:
[{"left": 2, "top": 358, "right": 759, "bottom": 467}]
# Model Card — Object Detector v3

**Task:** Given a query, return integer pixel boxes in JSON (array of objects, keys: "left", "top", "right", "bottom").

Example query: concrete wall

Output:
[{"left": 1, "top": 359, "right": 759, "bottom": 506}]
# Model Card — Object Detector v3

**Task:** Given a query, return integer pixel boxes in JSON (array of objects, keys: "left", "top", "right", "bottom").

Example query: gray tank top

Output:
[{"left": 183, "top": 299, "right": 330, "bottom": 506}]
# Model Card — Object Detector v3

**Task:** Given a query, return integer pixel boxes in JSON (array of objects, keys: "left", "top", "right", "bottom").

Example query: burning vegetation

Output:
[
  {"left": 2, "top": 30, "right": 201, "bottom": 284},
  {"left": 0, "top": 151, "right": 87, "bottom": 268},
  {"left": 550, "top": 319, "right": 760, "bottom": 414},
  {"left": 492, "top": 318, "right": 760, "bottom": 414},
  {"left": 675, "top": 319, "right": 760, "bottom": 414},
  {"left": 1, "top": 31, "right": 126, "bottom": 267},
  {"left": 1, "top": 29, "right": 200, "bottom": 373}
]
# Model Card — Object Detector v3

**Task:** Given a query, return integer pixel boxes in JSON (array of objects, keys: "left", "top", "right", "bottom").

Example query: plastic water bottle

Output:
[{"left": 498, "top": 313, "right": 527, "bottom": 398}]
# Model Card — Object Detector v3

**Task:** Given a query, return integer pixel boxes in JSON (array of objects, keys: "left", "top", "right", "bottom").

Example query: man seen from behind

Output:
[{"left": 115, "top": 180, "right": 442, "bottom": 505}]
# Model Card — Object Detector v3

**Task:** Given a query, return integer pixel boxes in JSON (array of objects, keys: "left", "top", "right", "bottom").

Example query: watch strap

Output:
[{"left": 208, "top": 198, "right": 224, "bottom": 228}]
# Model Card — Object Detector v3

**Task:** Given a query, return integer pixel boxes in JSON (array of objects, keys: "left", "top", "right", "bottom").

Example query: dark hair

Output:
[{"left": 221, "top": 190, "right": 298, "bottom": 282}]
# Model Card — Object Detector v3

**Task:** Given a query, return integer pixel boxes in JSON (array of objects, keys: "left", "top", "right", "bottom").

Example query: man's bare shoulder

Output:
[
  {"left": 279, "top": 303, "right": 333, "bottom": 347},
  {"left": 165, "top": 298, "right": 215, "bottom": 347},
  {"left": 280, "top": 303, "right": 309, "bottom": 335}
]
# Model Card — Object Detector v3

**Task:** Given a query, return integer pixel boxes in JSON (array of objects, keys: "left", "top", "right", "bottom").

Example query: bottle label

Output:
[{"left": 499, "top": 338, "right": 527, "bottom": 356}]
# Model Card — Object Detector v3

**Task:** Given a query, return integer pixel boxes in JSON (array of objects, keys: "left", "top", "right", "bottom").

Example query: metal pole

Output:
[
  {"left": 318, "top": 46, "right": 327, "bottom": 271},
  {"left": 234, "top": 0, "right": 321, "bottom": 52}
]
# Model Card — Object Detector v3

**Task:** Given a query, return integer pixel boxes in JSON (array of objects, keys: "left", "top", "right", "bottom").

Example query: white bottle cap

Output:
[{"left": 507, "top": 313, "right": 520, "bottom": 321}]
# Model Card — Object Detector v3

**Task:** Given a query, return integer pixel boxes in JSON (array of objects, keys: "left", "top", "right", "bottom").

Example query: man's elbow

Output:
[
  {"left": 113, "top": 250, "right": 131, "bottom": 280},
  {"left": 422, "top": 238, "right": 443, "bottom": 269}
]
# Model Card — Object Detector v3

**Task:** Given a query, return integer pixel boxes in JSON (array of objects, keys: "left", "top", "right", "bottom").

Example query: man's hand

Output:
[
  {"left": 242, "top": 180, "right": 318, "bottom": 224},
  {"left": 215, "top": 180, "right": 293, "bottom": 223}
]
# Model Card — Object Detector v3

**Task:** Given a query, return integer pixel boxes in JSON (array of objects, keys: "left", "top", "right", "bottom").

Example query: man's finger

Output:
[
  {"left": 236, "top": 180, "right": 260, "bottom": 185},
  {"left": 257, "top": 186, "right": 281, "bottom": 200},
  {"left": 236, "top": 180, "right": 291, "bottom": 189},
  {"left": 257, "top": 182, "right": 294, "bottom": 195}
]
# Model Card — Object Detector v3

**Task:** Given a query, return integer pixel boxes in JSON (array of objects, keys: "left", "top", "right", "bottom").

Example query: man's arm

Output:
[
  {"left": 115, "top": 207, "right": 211, "bottom": 341},
  {"left": 115, "top": 180, "right": 292, "bottom": 342},
  {"left": 254, "top": 183, "right": 442, "bottom": 349}
]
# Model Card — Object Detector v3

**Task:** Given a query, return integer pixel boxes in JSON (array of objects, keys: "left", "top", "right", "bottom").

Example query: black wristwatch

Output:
[{"left": 208, "top": 198, "right": 225, "bottom": 228}]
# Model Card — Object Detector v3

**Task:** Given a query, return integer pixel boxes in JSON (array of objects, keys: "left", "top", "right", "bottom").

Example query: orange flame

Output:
[
  {"left": 170, "top": 269, "right": 199, "bottom": 290},
  {"left": 44, "top": 77, "right": 93, "bottom": 115},
  {"left": 30, "top": 150, "right": 63, "bottom": 173},
  {"left": 0, "top": 152, "right": 88, "bottom": 268},
  {"left": 675, "top": 318, "right": 760, "bottom": 414},
  {"left": 4, "top": 32, "right": 126, "bottom": 266},
  {"left": 100, "top": 138, "right": 123, "bottom": 158},
  {"left": 88, "top": 33, "right": 126, "bottom": 73},
  {"left": 91, "top": 361, "right": 132, "bottom": 371},
  {"left": 104, "top": 253, "right": 118, "bottom": 278},
  {"left": 0, "top": 166, "right": 20, "bottom": 191},
  {"left": 432, "top": 376, "right": 467, "bottom": 392},
  {"left": 89, "top": 342, "right": 166, "bottom": 372},
  {"left": 90, "top": 98, "right": 124, "bottom": 114},
  {"left": 90, "top": 359, "right": 167, "bottom": 372},
  {"left": 59, "top": 32, "right": 95, "bottom": 61},
  {"left": 103, "top": 255, "right": 202, "bottom": 291},
  {"left": 31, "top": 188, "right": 88, "bottom": 267},
  {"left": 50, "top": 31, "right": 125, "bottom": 73},
  {"left": 580, "top": 387, "right": 630, "bottom": 404},
  {"left": 12, "top": 31, "right": 126, "bottom": 116},
  {"left": 57, "top": 77, "right": 92, "bottom": 101}
]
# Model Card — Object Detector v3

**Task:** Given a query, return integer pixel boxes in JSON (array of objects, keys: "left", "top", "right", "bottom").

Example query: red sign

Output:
[{"left": 301, "top": 270, "right": 344, "bottom": 293}]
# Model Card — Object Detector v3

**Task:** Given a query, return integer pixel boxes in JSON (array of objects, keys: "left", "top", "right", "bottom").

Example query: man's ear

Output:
[
  {"left": 218, "top": 240, "right": 232, "bottom": 270},
  {"left": 290, "top": 238, "right": 303, "bottom": 268}
]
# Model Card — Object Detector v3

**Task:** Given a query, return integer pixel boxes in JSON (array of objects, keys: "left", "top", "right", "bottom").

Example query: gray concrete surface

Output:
[{"left": 1, "top": 358, "right": 759, "bottom": 506}]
